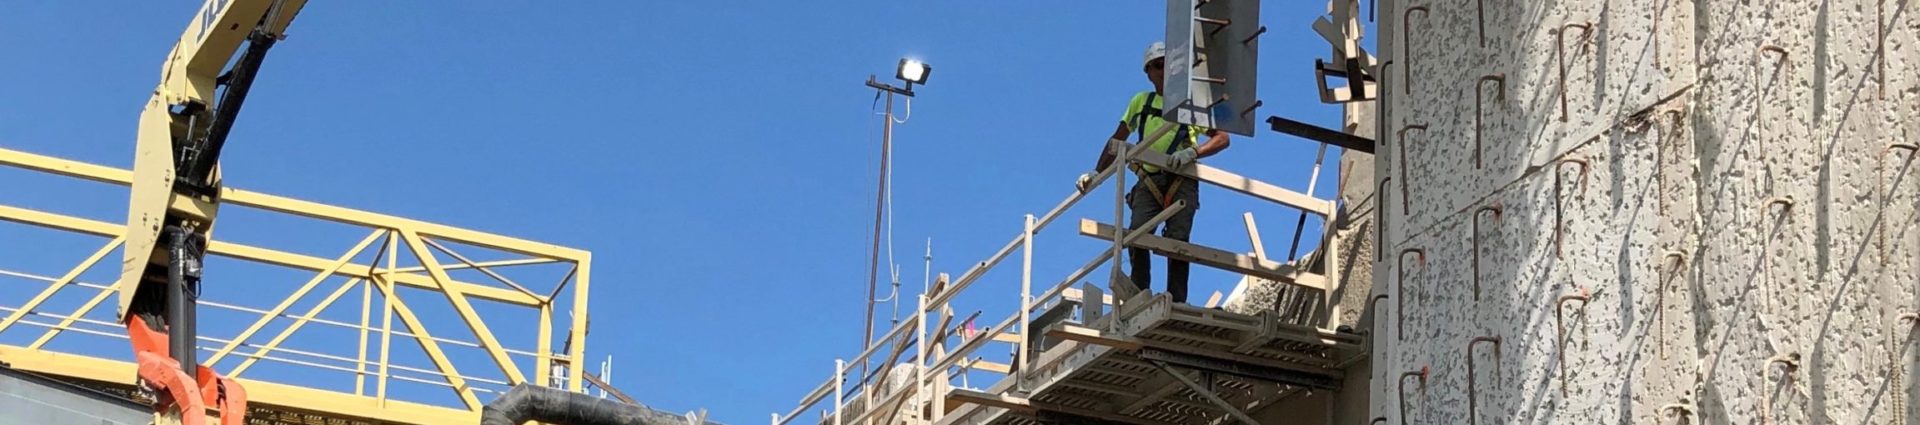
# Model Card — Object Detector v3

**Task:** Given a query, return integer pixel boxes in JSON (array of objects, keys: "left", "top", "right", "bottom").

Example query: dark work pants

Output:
[{"left": 1127, "top": 172, "right": 1198, "bottom": 304}]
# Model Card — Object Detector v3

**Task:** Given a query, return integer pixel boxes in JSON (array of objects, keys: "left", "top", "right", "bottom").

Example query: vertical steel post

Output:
[
  {"left": 1112, "top": 137, "right": 1128, "bottom": 331},
  {"left": 377, "top": 232, "right": 396, "bottom": 400},
  {"left": 356, "top": 277, "right": 372, "bottom": 395},
  {"left": 914, "top": 294, "right": 928, "bottom": 425},
  {"left": 865, "top": 90, "right": 895, "bottom": 360},
  {"left": 833, "top": 358, "right": 846, "bottom": 425},
  {"left": 1018, "top": 214, "right": 1034, "bottom": 390}
]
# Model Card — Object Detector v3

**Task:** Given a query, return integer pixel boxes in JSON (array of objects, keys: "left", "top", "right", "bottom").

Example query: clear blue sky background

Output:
[{"left": 0, "top": 2, "right": 1368, "bottom": 423}]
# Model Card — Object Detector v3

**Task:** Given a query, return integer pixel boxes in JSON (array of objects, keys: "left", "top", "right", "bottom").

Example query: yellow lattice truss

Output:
[{"left": 0, "top": 146, "right": 593, "bottom": 424}]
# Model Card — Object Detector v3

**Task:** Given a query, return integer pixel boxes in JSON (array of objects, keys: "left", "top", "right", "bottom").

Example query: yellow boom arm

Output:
[{"left": 119, "top": 0, "right": 307, "bottom": 321}]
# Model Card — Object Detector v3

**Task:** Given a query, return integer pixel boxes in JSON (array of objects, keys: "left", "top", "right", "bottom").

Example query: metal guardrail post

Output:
[
  {"left": 1018, "top": 214, "right": 1034, "bottom": 391},
  {"left": 914, "top": 294, "right": 928, "bottom": 425},
  {"left": 1112, "top": 138, "right": 1128, "bottom": 332},
  {"left": 833, "top": 358, "right": 845, "bottom": 425}
]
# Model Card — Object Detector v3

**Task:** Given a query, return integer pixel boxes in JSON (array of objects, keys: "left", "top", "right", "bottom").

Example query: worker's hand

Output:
[
  {"left": 1075, "top": 172, "right": 1096, "bottom": 193},
  {"left": 1168, "top": 147, "right": 1199, "bottom": 169}
]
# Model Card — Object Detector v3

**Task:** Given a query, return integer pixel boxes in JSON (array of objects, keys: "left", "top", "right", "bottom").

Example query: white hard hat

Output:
[{"left": 1143, "top": 41, "right": 1167, "bottom": 68}]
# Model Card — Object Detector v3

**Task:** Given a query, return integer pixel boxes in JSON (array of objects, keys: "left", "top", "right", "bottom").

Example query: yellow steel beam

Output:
[
  {"left": 536, "top": 303, "right": 554, "bottom": 388},
  {"left": 0, "top": 236, "right": 122, "bottom": 334},
  {"left": 422, "top": 236, "right": 540, "bottom": 300},
  {"left": 237, "top": 189, "right": 588, "bottom": 262},
  {"left": 373, "top": 274, "right": 483, "bottom": 409},
  {"left": 26, "top": 279, "right": 119, "bottom": 349},
  {"left": 568, "top": 255, "right": 591, "bottom": 392},
  {"left": 0, "top": 147, "right": 587, "bottom": 261},
  {"left": 204, "top": 230, "right": 383, "bottom": 366},
  {"left": 400, "top": 229, "right": 528, "bottom": 385},
  {"left": 0, "top": 203, "right": 544, "bottom": 306},
  {"left": 356, "top": 275, "right": 372, "bottom": 396},
  {"left": 227, "top": 277, "right": 365, "bottom": 377},
  {"left": 0, "top": 345, "right": 476, "bottom": 424},
  {"left": 378, "top": 233, "right": 398, "bottom": 401},
  {"left": 390, "top": 257, "right": 559, "bottom": 274}
]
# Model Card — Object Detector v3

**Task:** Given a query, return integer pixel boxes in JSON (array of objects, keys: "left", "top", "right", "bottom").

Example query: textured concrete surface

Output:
[{"left": 1366, "top": 0, "right": 1917, "bottom": 423}]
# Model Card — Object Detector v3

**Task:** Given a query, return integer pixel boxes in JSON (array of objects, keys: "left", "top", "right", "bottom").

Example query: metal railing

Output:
[
  {"left": 0, "top": 146, "right": 593, "bottom": 424},
  {"left": 773, "top": 126, "right": 1340, "bottom": 425}
]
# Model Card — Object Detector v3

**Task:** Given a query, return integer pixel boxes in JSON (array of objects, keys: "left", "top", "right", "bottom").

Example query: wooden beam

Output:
[
  {"left": 1044, "top": 324, "right": 1144, "bottom": 350},
  {"left": 992, "top": 332, "right": 1023, "bottom": 345},
  {"left": 946, "top": 389, "right": 1034, "bottom": 413},
  {"left": 963, "top": 359, "right": 1012, "bottom": 374},
  {"left": 1242, "top": 212, "right": 1267, "bottom": 262},
  {"left": 1130, "top": 150, "right": 1336, "bottom": 217},
  {"left": 1078, "top": 220, "right": 1327, "bottom": 291}
]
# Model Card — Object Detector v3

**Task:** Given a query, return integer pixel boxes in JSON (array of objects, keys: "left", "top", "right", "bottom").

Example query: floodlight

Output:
[{"left": 896, "top": 59, "right": 931, "bottom": 85}]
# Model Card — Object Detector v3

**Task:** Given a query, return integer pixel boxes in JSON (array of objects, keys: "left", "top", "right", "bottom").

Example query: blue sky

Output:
[{"left": 0, "top": 2, "right": 1365, "bottom": 423}]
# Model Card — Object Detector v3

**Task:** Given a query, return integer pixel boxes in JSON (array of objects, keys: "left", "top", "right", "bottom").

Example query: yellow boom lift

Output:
[{"left": 116, "top": 1, "right": 305, "bottom": 424}]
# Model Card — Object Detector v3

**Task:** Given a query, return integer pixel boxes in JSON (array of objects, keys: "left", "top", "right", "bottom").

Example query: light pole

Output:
[{"left": 862, "top": 59, "right": 930, "bottom": 353}]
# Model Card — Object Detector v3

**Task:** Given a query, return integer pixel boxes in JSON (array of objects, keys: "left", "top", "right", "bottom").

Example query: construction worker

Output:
[{"left": 1076, "top": 41, "right": 1231, "bottom": 304}]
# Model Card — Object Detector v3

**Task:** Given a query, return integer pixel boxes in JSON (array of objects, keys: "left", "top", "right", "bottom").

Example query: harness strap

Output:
[{"left": 1127, "top": 92, "right": 1190, "bottom": 207}]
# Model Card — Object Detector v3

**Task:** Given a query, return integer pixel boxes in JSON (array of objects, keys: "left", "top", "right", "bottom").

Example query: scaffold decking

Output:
[
  {"left": 939, "top": 293, "right": 1364, "bottom": 425},
  {"left": 775, "top": 126, "right": 1359, "bottom": 425}
]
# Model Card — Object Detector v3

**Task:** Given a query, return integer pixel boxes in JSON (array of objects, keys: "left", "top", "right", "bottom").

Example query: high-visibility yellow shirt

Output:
[{"left": 1120, "top": 91, "right": 1208, "bottom": 173}]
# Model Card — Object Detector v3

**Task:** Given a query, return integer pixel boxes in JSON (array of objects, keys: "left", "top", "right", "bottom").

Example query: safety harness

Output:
[{"left": 1128, "top": 92, "right": 1193, "bottom": 208}]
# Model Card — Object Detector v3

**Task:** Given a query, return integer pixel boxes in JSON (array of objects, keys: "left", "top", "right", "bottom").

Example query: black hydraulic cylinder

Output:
[
  {"left": 185, "top": 32, "right": 278, "bottom": 184},
  {"left": 166, "top": 227, "right": 199, "bottom": 377}
]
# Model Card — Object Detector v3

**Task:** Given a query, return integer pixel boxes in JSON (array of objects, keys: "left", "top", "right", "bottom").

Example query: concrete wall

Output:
[{"left": 1369, "top": 0, "right": 1917, "bottom": 423}]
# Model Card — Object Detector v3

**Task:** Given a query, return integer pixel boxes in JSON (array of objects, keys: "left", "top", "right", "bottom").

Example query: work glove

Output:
[
  {"left": 1168, "top": 147, "right": 1199, "bottom": 169},
  {"left": 1075, "top": 172, "right": 1096, "bottom": 193}
]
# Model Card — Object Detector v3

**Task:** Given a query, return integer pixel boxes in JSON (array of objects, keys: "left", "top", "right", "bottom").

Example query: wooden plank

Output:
[
  {"left": 963, "top": 359, "right": 1012, "bottom": 374},
  {"left": 1131, "top": 150, "right": 1336, "bottom": 217},
  {"left": 1062, "top": 287, "right": 1115, "bottom": 306},
  {"left": 1078, "top": 220, "right": 1327, "bottom": 291},
  {"left": 1044, "top": 324, "right": 1144, "bottom": 351},
  {"left": 992, "top": 332, "right": 1023, "bottom": 344},
  {"left": 945, "top": 389, "right": 1034, "bottom": 413}
]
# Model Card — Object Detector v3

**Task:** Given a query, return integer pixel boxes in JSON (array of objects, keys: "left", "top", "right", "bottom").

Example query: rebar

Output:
[
  {"left": 1658, "top": 251, "right": 1687, "bottom": 360},
  {"left": 1398, "top": 124, "right": 1429, "bottom": 215},
  {"left": 1556, "top": 287, "right": 1590, "bottom": 398},
  {"left": 1378, "top": 175, "right": 1392, "bottom": 262},
  {"left": 1474, "top": 0, "right": 1488, "bottom": 48},
  {"left": 1372, "top": 294, "right": 1391, "bottom": 346},
  {"left": 1398, "top": 366, "right": 1429, "bottom": 425},
  {"left": 1881, "top": 143, "right": 1917, "bottom": 271},
  {"left": 1471, "top": 204, "right": 1503, "bottom": 300},
  {"left": 1397, "top": 248, "right": 1427, "bottom": 342},
  {"left": 1475, "top": 74, "right": 1507, "bottom": 169},
  {"left": 1403, "top": 6, "right": 1431, "bottom": 95},
  {"left": 1658, "top": 403, "right": 1694, "bottom": 425},
  {"left": 1756, "top": 45, "right": 1789, "bottom": 162},
  {"left": 1555, "top": 23, "right": 1594, "bottom": 122},
  {"left": 1553, "top": 158, "right": 1591, "bottom": 258},
  {"left": 1761, "top": 353, "right": 1800, "bottom": 425},
  {"left": 1467, "top": 336, "right": 1502, "bottom": 425}
]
